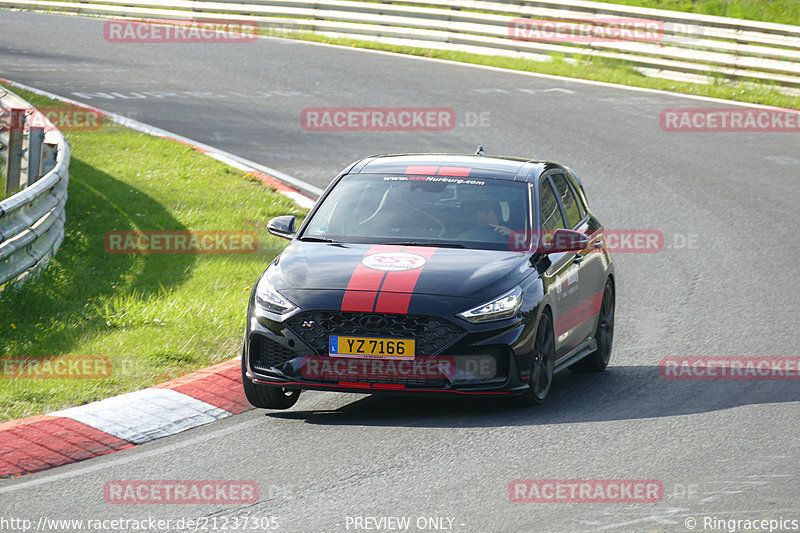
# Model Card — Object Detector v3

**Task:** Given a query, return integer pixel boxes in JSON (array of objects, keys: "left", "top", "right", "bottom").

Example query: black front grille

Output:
[
  {"left": 357, "top": 376, "right": 448, "bottom": 387},
  {"left": 285, "top": 312, "right": 465, "bottom": 356},
  {"left": 250, "top": 335, "right": 297, "bottom": 372}
]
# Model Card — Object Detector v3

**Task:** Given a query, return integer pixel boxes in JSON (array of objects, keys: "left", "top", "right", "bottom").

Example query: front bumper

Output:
[{"left": 243, "top": 306, "right": 536, "bottom": 397}]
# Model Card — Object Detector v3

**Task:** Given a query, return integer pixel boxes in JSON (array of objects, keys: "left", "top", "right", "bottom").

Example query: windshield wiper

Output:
[
  {"left": 299, "top": 236, "right": 339, "bottom": 243},
  {"left": 382, "top": 241, "right": 465, "bottom": 248}
]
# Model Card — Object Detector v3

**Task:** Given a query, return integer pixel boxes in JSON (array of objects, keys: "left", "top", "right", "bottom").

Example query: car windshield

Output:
[{"left": 301, "top": 173, "right": 530, "bottom": 250}]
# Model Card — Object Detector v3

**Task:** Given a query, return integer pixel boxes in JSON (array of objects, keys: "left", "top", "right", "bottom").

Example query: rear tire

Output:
[
  {"left": 570, "top": 278, "right": 614, "bottom": 373},
  {"left": 515, "top": 311, "right": 555, "bottom": 406},
  {"left": 241, "top": 356, "right": 300, "bottom": 409}
]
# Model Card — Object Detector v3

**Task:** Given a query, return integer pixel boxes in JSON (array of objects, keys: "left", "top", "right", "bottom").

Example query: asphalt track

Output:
[{"left": 1, "top": 10, "right": 799, "bottom": 533}]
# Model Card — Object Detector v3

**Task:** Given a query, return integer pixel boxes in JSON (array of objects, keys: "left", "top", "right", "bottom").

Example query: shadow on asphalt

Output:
[{"left": 265, "top": 365, "right": 800, "bottom": 427}]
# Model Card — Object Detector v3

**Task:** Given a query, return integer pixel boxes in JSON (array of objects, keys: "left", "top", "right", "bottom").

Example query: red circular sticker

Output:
[{"left": 362, "top": 252, "right": 427, "bottom": 271}]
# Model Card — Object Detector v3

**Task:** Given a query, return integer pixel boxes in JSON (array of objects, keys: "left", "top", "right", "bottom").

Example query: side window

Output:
[
  {"left": 566, "top": 171, "right": 588, "bottom": 216},
  {"left": 551, "top": 173, "right": 583, "bottom": 228},
  {"left": 539, "top": 179, "right": 565, "bottom": 231}
]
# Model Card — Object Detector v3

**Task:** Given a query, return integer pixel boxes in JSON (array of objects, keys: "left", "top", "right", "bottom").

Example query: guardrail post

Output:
[
  {"left": 4, "top": 108, "right": 25, "bottom": 195},
  {"left": 27, "top": 126, "right": 45, "bottom": 186},
  {"left": 41, "top": 142, "right": 59, "bottom": 175}
]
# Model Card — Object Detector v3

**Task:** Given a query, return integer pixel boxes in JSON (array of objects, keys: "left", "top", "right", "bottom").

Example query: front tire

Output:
[
  {"left": 515, "top": 311, "right": 555, "bottom": 406},
  {"left": 241, "top": 356, "right": 300, "bottom": 409},
  {"left": 570, "top": 278, "right": 614, "bottom": 373}
]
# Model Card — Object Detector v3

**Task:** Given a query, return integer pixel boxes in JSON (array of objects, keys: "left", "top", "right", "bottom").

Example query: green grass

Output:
[
  {"left": 0, "top": 84, "right": 305, "bottom": 422},
  {"left": 590, "top": 0, "right": 800, "bottom": 26},
  {"left": 262, "top": 30, "right": 800, "bottom": 110}
]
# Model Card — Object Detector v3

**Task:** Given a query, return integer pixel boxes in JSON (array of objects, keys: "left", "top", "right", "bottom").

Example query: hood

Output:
[{"left": 269, "top": 242, "right": 532, "bottom": 304}]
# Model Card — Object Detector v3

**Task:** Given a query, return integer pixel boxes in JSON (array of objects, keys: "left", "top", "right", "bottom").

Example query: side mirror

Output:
[
  {"left": 538, "top": 228, "right": 588, "bottom": 253},
  {"left": 267, "top": 215, "right": 297, "bottom": 240}
]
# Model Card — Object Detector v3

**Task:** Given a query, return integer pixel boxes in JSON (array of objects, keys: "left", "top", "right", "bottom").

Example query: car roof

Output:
[{"left": 349, "top": 154, "right": 568, "bottom": 183}]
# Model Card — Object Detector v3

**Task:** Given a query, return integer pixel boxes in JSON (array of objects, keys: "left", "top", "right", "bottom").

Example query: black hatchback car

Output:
[{"left": 242, "top": 154, "right": 614, "bottom": 409}]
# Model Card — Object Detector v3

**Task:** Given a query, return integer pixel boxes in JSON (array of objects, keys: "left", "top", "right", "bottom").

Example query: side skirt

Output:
[{"left": 554, "top": 338, "right": 598, "bottom": 373}]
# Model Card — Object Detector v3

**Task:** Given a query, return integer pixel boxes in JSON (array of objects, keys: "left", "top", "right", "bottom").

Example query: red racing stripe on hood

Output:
[
  {"left": 340, "top": 245, "right": 396, "bottom": 312},
  {"left": 374, "top": 247, "right": 438, "bottom": 314}
]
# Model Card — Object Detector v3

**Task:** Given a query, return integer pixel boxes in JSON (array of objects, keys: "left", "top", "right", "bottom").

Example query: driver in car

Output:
[{"left": 458, "top": 199, "right": 513, "bottom": 242}]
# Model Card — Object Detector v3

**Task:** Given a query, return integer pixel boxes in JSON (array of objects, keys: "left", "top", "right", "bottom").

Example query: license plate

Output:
[{"left": 329, "top": 336, "right": 415, "bottom": 359}]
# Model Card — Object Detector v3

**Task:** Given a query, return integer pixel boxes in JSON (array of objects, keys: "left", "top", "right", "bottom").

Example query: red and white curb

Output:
[
  {"left": 0, "top": 359, "right": 251, "bottom": 478},
  {"left": 0, "top": 77, "right": 322, "bottom": 209}
]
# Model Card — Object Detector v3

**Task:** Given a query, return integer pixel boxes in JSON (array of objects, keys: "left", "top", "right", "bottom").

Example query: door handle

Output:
[
  {"left": 593, "top": 239, "right": 604, "bottom": 248},
  {"left": 573, "top": 254, "right": 584, "bottom": 264}
]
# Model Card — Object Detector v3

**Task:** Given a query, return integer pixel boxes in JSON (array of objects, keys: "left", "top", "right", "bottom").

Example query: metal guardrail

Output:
[
  {"left": 1, "top": 0, "right": 799, "bottom": 92},
  {"left": 0, "top": 88, "right": 70, "bottom": 286}
]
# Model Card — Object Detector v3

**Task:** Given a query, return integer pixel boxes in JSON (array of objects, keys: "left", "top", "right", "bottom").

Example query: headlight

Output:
[
  {"left": 457, "top": 286, "right": 523, "bottom": 323},
  {"left": 255, "top": 272, "right": 297, "bottom": 315}
]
